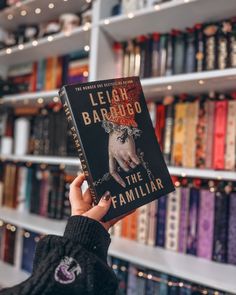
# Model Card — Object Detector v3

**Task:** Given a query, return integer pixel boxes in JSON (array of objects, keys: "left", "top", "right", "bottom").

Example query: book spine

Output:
[
  {"left": 225, "top": 101, "right": 236, "bottom": 170},
  {"left": 183, "top": 101, "right": 199, "bottom": 168},
  {"left": 163, "top": 104, "right": 174, "bottom": 165},
  {"left": 155, "top": 104, "right": 165, "bottom": 150},
  {"left": 228, "top": 192, "right": 236, "bottom": 265},
  {"left": 155, "top": 196, "right": 167, "bottom": 247},
  {"left": 129, "top": 210, "right": 138, "bottom": 240},
  {"left": 165, "top": 189, "right": 181, "bottom": 251},
  {"left": 137, "top": 204, "right": 149, "bottom": 244},
  {"left": 213, "top": 190, "right": 229, "bottom": 263},
  {"left": 205, "top": 100, "right": 215, "bottom": 169},
  {"left": 186, "top": 187, "right": 199, "bottom": 255},
  {"left": 213, "top": 100, "right": 228, "bottom": 169},
  {"left": 197, "top": 189, "right": 215, "bottom": 260},
  {"left": 127, "top": 264, "right": 137, "bottom": 295},
  {"left": 59, "top": 87, "right": 97, "bottom": 203},
  {"left": 147, "top": 200, "right": 158, "bottom": 246},
  {"left": 178, "top": 187, "right": 190, "bottom": 253}
]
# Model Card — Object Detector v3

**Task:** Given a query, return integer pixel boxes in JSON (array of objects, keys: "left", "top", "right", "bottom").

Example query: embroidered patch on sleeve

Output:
[{"left": 54, "top": 256, "right": 82, "bottom": 284}]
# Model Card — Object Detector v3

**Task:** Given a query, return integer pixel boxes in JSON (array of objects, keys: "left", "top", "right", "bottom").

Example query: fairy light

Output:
[
  {"left": 138, "top": 271, "right": 144, "bottom": 277},
  {"left": 167, "top": 85, "right": 172, "bottom": 90},
  {"left": 37, "top": 97, "right": 44, "bottom": 104},
  {"left": 184, "top": 0, "right": 190, "bottom": 2},
  {"left": 6, "top": 224, "right": 11, "bottom": 230},
  {"left": 198, "top": 79, "right": 205, "bottom": 85},
  {"left": 127, "top": 13, "right": 134, "bottom": 19},
  {"left": 86, "top": 0, "right": 92, "bottom": 3},
  {"left": 18, "top": 44, "right": 24, "bottom": 50},
  {"left": 175, "top": 181, "right": 180, "bottom": 187},
  {"left": 104, "top": 19, "right": 110, "bottom": 25},
  {"left": 0, "top": 220, "right": 3, "bottom": 227},
  {"left": 35, "top": 8, "right": 41, "bottom": 14},
  {"left": 53, "top": 96, "right": 59, "bottom": 102},
  {"left": 168, "top": 281, "right": 173, "bottom": 287},
  {"left": 154, "top": 4, "right": 161, "bottom": 10},
  {"left": 6, "top": 48, "right": 12, "bottom": 54},
  {"left": 83, "top": 71, "right": 89, "bottom": 77},
  {"left": 32, "top": 40, "right": 38, "bottom": 46},
  {"left": 181, "top": 172, "right": 187, "bottom": 177},
  {"left": 147, "top": 274, "right": 153, "bottom": 280},
  {"left": 112, "top": 264, "right": 118, "bottom": 270},
  {"left": 7, "top": 14, "right": 13, "bottom": 20},
  {"left": 179, "top": 282, "right": 184, "bottom": 287},
  {"left": 210, "top": 187, "right": 215, "bottom": 192},
  {"left": 47, "top": 35, "right": 54, "bottom": 42},
  {"left": 20, "top": 10, "right": 27, "bottom": 16},
  {"left": 48, "top": 3, "right": 55, "bottom": 9},
  {"left": 84, "top": 45, "right": 90, "bottom": 52},
  {"left": 120, "top": 266, "right": 127, "bottom": 272},
  {"left": 11, "top": 225, "right": 16, "bottom": 232},
  {"left": 24, "top": 232, "right": 30, "bottom": 238}
]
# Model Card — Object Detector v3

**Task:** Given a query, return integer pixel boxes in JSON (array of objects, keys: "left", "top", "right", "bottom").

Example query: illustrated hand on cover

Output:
[{"left": 108, "top": 131, "right": 140, "bottom": 188}]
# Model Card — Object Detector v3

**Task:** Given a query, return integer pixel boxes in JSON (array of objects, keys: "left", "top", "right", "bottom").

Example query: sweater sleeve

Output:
[{"left": 0, "top": 216, "right": 118, "bottom": 295}]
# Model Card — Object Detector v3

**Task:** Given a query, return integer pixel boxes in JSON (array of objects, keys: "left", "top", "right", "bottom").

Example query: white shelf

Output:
[
  {"left": 0, "top": 207, "right": 66, "bottom": 235},
  {"left": 0, "top": 154, "right": 80, "bottom": 167},
  {"left": 100, "top": 0, "right": 236, "bottom": 41},
  {"left": 142, "top": 69, "right": 236, "bottom": 97},
  {"left": 109, "top": 237, "right": 236, "bottom": 294},
  {"left": 2, "top": 69, "right": 236, "bottom": 103},
  {"left": 0, "top": 0, "right": 88, "bottom": 30},
  {"left": 0, "top": 261, "right": 29, "bottom": 288},
  {"left": 1, "top": 89, "right": 59, "bottom": 105},
  {"left": 0, "top": 26, "right": 90, "bottom": 65},
  {"left": 168, "top": 166, "right": 236, "bottom": 181},
  {"left": 0, "top": 154, "right": 235, "bottom": 180}
]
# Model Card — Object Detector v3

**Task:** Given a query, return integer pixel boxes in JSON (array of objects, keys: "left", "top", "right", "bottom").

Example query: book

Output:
[
  {"left": 228, "top": 192, "right": 236, "bottom": 265},
  {"left": 59, "top": 77, "right": 174, "bottom": 221}
]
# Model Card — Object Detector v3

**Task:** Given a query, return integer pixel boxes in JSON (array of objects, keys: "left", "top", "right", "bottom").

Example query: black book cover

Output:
[{"left": 59, "top": 77, "right": 174, "bottom": 221}]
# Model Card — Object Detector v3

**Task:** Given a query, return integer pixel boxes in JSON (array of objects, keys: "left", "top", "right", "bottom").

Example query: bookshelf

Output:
[
  {"left": 0, "top": 0, "right": 88, "bottom": 30},
  {"left": 0, "top": 26, "right": 90, "bottom": 66},
  {"left": 98, "top": 0, "right": 236, "bottom": 41},
  {"left": 1, "top": 0, "right": 236, "bottom": 292},
  {"left": 0, "top": 261, "right": 29, "bottom": 288},
  {"left": 0, "top": 154, "right": 235, "bottom": 180},
  {"left": 0, "top": 208, "right": 235, "bottom": 293},
  {"left": 2, "top": 68, "right": 236, "bottom": 101}
]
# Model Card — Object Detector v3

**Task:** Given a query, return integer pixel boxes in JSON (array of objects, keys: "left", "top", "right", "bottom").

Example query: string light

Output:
[
  {"left": 32, "top": 40, "right": 38, "bottom": 46},
  {"left": 18, "top": 44, "right": 24, "bottom": 50},
  {"left": 35, "top": 8, "right": 41, "bottom": 14},
  {"left": 11, "top": 225, "right": 16, "bottom": 232},
  {"left": 47, "top": 35, "right": 54, "bottom": 42},
  {"left": 181, "top": 172, "right": 187, "bottom": 177},
  {"left": 184, "top": 0, "right": 190, "bottom": 2},
  {"left": 6, "top": 48, "right": 12, "bottom": 54},
  {"left": 154, "top": 4, "right": 161, "bottom": 10},
  {"left": 37, "top": 97, "right": 44, "bottom": 104},
  {"left": 198, "top": 79, "right": 205, "bottom": 85},
  {"left": 84, "top": 45, "right": 90, "bottom": 52},
  {"left": 20, "top": 10, "right": 27, "bottom": 16},
  {"left": 0, "top": 220, "right": 4, "bottom": 227},
  {"left": 127, "top": 13, "right": 134, "bottom": 19},
  {"left": 83, "top": 71, "right": 89, "bottom": 77},
  {"left": 7, "top": 14, "right": 13, "bottom": 20},
  {"left": 53, "top": 96, "right": 59, "bottom": 102},
  {"left": 86, "top": 0, "right": 92, "bottom": 3},
  {"left": 48, "top": 3, "right": 55, "bottom": 9},
  {"left": 104, "top": 19, "right": 110, "bottom": 25},
  {"left": 167, "top": 85, "right": 172, "bottom": 90},
  {"left": 24, "top": 232, "right": 30, "bottom": 238}
]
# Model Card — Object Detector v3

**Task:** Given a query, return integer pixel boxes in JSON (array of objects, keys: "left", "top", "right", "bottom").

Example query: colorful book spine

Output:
[
  {"left": 178, "top": 187, "right": 190, "bottom": 253},
  {"left": 213, "top": 190, "right": 229, "bottom": 263},
  {"left": 165, "top": 189, "right": 181, "bottom": 251},
  {"left": 228, "top": 192, "right": 236, "bottom": 265},
  {"left": 197, "top": 190, "right": 215, "bottom": 260},
  {"left": 156, "top": 196, "right": 167, "bottom": 247},
  {"left": 127, "top": 264, "right": 137, "bottom": 295},
  {"left": 147, "top": 200, "right": 158, "bottom": 246},
  {"left": 213, "top": 101, "right": 228, "bottom": 170},
  {"left": 163, "top": 103, "right": 174, "bottom": 165},
  {"left": 225, "top": 101, "right": 236, "bottom": 170},
  {"left": 137, "top": 205, "right": 149, "bottom": 244},
  {"left": 205, "top": 100, "right": 215, "bottom": 169},
  {"left": 186, "top": 187, "right": 200, "bottom": 255},
  {"left": 155, "top": 104, "right": 165, "bottom": 149}
]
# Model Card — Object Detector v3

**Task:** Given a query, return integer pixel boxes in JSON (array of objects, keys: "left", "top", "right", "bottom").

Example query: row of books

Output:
[
  {"left": 0, "top": 163, "right": 77, "bottom": 220},
  {"left": 113, "top": 17, "right": 236, "bottom": 78},
  {"left": 147, "top": 95, "right": 236, "bottom": 171},
  {"left": 0, "top": 104, "right": 77, "bottom": 156},
  {"left": 109, "top": 257, "right": 228, "bottom": 295},
  {"left": 0, "top": 220, "right": 43, "bottom": 273},
  {"left": 0, "top": 222, "right": 227, "bottom": 295},
  {"left": 111, "top": 181, "right": 236, "bottom": 266},
  {"left": 111, "top": 0, "right": 171, "bottom": 16},
  {"left": 4, "top": 50, "right": 89, "bottom": 95}
]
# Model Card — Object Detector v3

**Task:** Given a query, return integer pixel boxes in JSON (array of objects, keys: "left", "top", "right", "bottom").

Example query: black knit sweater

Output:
[{"left": 0, "top": 216, "right": 118, "bottom": 295}]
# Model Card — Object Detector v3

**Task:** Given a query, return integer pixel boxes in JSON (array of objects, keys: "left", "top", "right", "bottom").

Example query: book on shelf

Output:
[{"left": 59, "top": 76, "right": 175, "bottom": 221}]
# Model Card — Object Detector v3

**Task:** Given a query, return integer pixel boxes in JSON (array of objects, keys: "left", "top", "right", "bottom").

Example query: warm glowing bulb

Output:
[
  {"left": 104, "top": 19, "right": 110, "bottom": 25},
  {"left": 20, "top": 10, "right": 27, "bottom": 16},
  {"left": 167, "top": 85, "right": 172, "bottom": 90},
  {"left": 32, "top": 40, "right": 38, "bottom": 46},
  {"left": 127, "top": 13, "right": 134, "bottom": 19},
  {"left": 7, "top": 14, "right": 13, "bottom": 20},
  {"left": 83, "top": 71, "right": 89, "bottom": 77},
  {"left": 154, "top": 4, "right": 160, "bottom": 10},
  {"left": 37, "top": 98, "right": 44, "bottom": 104},
  {"left": 18, "top": 44, "right": 24, "bottom": 50},
  {"left": 53, "top": 96, "right": 59, "bottom": 102},
  {"left": 84, "top": 45, "right": 90, "bottom": 52},
  {"left": 147, "top": 274, "right": 152, "bottom": 279},
  {"left": 6, "top": 48, "right": 12, "bottom": 54},
  {"left": 24, "top": 232, "right": 30, "bottom": 238},
  {"left": 48, "top": 3, "right": 55, "bottom": 9},
  {"left": 35, "top": 8, "right": 41, "bottom": 14},
  {"left": 198, "top": 79, "right": 204, "bottom": 85},
  {"left": 47, "top": 35, "right": 54, "bottom": 42}
]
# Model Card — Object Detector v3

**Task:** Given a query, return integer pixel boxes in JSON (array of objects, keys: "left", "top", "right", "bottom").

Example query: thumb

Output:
[{"left": 83, "top": 191, "right": 111, "bottom": 221}]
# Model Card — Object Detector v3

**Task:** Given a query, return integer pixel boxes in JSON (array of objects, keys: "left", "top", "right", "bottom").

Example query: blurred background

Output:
[{"left": 0, "top": 0, "right": 236, "bottom": 294}]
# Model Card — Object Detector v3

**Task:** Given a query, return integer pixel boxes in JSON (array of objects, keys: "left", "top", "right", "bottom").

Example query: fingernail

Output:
[
  {"left": 121, "top": 182, "right": 126, "bottom": 188},
  {"left": 130, "top": 163, "right": 136, "bottom": 169},
  {"left": 102, "top": 191, "right": 111, "bottom": 201}
]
